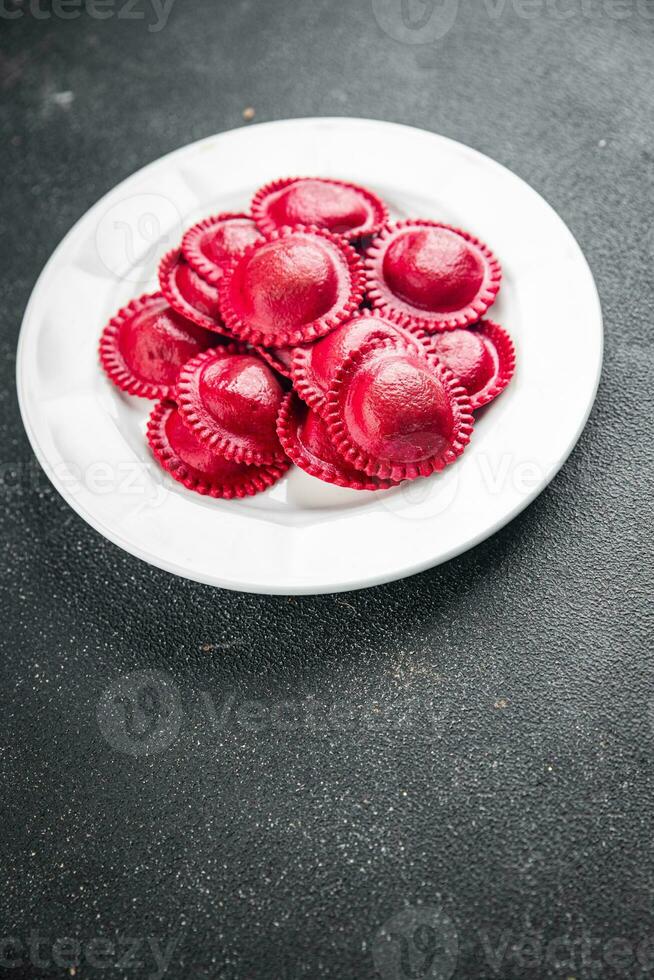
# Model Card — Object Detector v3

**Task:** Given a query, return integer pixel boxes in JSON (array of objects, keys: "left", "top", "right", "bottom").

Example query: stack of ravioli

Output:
[{"left": 100, "top": 177, "right": 515, "bottom": 498}]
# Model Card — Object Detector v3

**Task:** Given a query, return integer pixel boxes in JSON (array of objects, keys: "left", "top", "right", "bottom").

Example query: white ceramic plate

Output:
[{"left": 16, "top": 118, "right": 602, "bottom": 595}]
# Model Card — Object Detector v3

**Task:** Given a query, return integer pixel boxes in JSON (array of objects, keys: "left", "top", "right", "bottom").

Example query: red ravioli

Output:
[
  {"left": 365, "top": 220, "right": 501, "bottom": 331},
  {"left": 176, "top": 347, "right": 287, "bottom": 465},
  {"left": 291, "top": 309, "right": 430, "bottom": 416},
  {"left": 252, "top": 177, "right": 388, "bottom": 241},
  {"left": 218, "top": 226, "right": 366, "bottom": 347},
  {"left": 426, "top": 319, "right": 515, "bottom": 410},
  {"left": 182, "top": 212, "right": 264, "bottom": 285},
  {"left": 325, "top": 336, "right": 474, "bottom": 481},
  {"left": 277, "top": 393, "right": 398, "bottom": 491},
  {"left": 147, "top": 400, "right": 289, "bottom": 498},
  {"left": 159, "top": 248, "right": 230, "bottom": 336},
  {"left": 99, "top": 292, "right": 216, "bottom": 400}
]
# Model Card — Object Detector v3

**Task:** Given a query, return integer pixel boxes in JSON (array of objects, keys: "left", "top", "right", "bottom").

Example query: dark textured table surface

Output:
[{"left": 1, "top": 2, "right": 653, "bottom": 978}]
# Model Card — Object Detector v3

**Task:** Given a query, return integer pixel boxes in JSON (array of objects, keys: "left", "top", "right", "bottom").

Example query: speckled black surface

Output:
[{"left": 1, "top": 2, "right": 653, "bottom": 978}]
